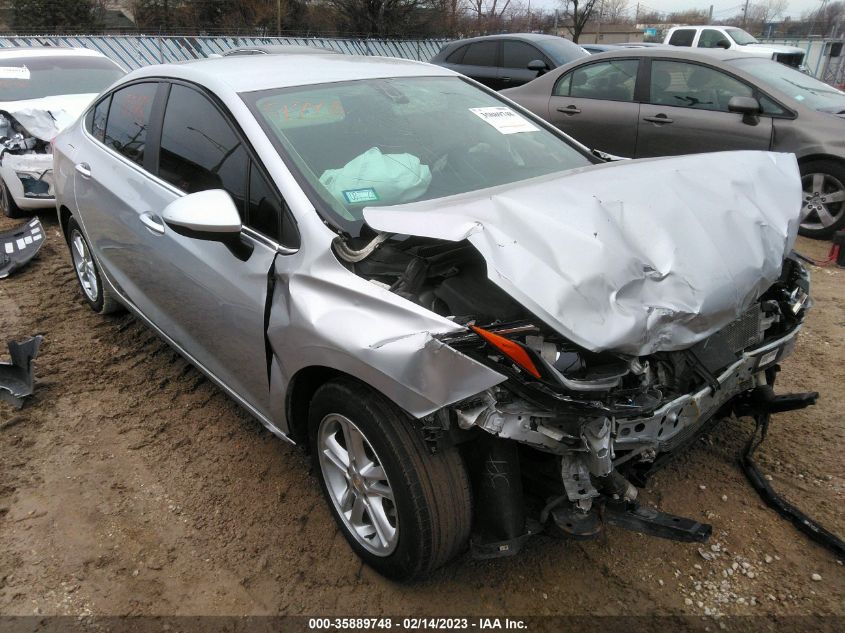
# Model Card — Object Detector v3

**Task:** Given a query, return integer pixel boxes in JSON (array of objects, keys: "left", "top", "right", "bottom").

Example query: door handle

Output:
[
  {"left": 643, "top": 114, "right": 673, "bottom": 124},
  {"left": 74, "top": 162, "right": 91, "bottom": 178},
  {"left": 139, "top": 212, "right": 165, "bottom": 235},
  {"left": 556, "top": 106, "right": 581, "bottom": 115}
]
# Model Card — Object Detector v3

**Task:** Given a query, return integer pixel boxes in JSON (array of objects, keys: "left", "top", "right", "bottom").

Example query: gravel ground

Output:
[{"left": 0, "top": 213, "right": 843, "bottom": 620}]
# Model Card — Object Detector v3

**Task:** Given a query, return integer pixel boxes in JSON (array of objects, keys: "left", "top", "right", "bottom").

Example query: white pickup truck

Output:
[{"left": 664, "top": 25, "right": 806, "bottom": 70}]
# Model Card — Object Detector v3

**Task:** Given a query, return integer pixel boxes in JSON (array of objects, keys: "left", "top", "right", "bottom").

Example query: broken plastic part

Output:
[
  {"left": 0, "top": 217, "right": 45, "bottom": 279},
  {"left": 0, "top": 335, "right": 43, "bottom": 409}
]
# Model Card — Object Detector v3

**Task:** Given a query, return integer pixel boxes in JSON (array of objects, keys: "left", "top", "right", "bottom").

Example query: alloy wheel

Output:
[
  {"left": 317, "top": 413, "right": 399, "bottom": 556},
  {"left": 801, "top": 172, "right": 845, "bottom": 233},
  {"left": 70, "top": 230, "right": 99, "bottom": 302}
]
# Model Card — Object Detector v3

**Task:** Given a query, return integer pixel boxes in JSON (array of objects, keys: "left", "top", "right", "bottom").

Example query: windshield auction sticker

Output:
[
  {"left": 469, "top": 106, "right": 538, "bottom": 134},
  {"left": 0, "top": 66, "right": 30, "bottom": 79}
]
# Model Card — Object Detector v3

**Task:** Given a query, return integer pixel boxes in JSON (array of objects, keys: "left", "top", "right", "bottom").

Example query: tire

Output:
[
  {"left": 66, "top": 217, "right": 122, "bottom": 314},
  {"left": 1, "top": 180, "right": 25, "bottom": 219},
  {"left": 308, "top": 378, "right": 472, "bottom": 580},
  {"left": 798, "top": 160, "right": 845, "bottom": 239}
]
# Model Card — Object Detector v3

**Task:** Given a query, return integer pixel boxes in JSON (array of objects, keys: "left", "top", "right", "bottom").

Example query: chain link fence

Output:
[{"left": 0, "top": 34, "right": 449, "bottom": 68}]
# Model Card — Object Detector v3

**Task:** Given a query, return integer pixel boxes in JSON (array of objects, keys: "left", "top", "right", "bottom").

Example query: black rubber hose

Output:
[{"left": 741, "top": 413, "right": 845, "bottom": 558}]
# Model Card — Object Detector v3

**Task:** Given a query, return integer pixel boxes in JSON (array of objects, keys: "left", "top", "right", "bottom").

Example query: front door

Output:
[{"left": 636, "top": 59, "right": 772, "bottom": 158}]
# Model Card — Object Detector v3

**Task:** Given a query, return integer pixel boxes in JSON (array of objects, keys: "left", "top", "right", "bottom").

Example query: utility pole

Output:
[
  {"left": 742, "top": 0, "right": 750, "bottom": 28},
  {"left": 708, "top": 5, "right": 713, "bottom": 22},
  {"left": 634, "top": 3, "right": 639, "bottom": 24},
  {"left": 276, "top": 0, "right": 282, "bottom": 37}
]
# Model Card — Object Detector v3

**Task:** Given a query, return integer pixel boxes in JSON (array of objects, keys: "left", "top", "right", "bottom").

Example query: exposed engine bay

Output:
[
  {"left": 0, "top": 110, "right": 54, "bottom": 202},
  {"left": 335, "top": 228, "right": 814, "bottom": 553}
]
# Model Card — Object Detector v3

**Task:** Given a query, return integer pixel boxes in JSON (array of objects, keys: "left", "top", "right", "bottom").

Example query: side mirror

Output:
[
  {"left": 717, "top": 39, "right": 731, "bottom": 49},
  {"left": 162, "top": 189, "right": 242, "bottom": 240},
  {"left": 527, "top": 59, "right": 549, "bottom": 75},
  {"left": 728, "top": 96, "right": 761, "bottom": 115}
]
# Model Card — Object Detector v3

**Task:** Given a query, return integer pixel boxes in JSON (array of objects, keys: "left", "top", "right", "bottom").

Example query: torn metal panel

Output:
[
  {"left": 0, "top": 217, "right": 45, "bottom": 279},
  {"left": 0, "top": 93, "right": 97, "bottom": 142},
  {"left": 0, "top": 153, "right": 54, "bottom": 199},
  {"left": 266, "top": 245, "right": 507, "bottom": 422},
  {"left": 365, "top": 151, "right": 802, "bottom": 356},
  {"left": 0, "top": 335, "right": 43, "bottom": 409}
]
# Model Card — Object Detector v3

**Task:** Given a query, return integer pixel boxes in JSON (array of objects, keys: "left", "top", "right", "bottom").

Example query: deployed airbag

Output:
[{"left": 364, "top": 151, "right": 801, "bottom": 355}]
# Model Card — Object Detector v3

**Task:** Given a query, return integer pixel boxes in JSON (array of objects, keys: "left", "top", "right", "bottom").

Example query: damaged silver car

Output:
[
  {"left": 52, "top": 54, "right": 812, "bottom": 579},
  {"left": 0, "top": 46, "right": 124, "bottom": 218}
]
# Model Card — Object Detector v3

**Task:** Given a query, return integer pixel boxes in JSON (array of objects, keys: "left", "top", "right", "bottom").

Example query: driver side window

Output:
[
  {"left": 698, "top": 29, "right": 729, "bottom": 48},
  {"left": 649, "top": 60, "right": 753, "bottom": 112}
]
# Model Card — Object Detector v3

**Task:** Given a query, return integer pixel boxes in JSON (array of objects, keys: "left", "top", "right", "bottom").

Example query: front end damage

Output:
[{"left": 332, "top": 151, "right": 815, "bottom": 554}]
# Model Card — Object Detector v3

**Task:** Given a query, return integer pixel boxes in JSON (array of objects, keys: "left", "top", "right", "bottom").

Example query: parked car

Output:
[
  {"left": 222, "top": 44, "right": 338, "bottom": 56},
  {"left": 502, "top": 48, "right": 845, "bottom": 238},
  {"left": 430, "top": 33, "right": 589, "bottom": 90},
  {"left": 54, "top": 53, "right": 810, "bottom": 579},
  {"left": 664, "top": 25, "right": 806, "bottom": 70},
  {"left": 0, "top": 46, "right": 125, "bottom": 218},
  {"left": 581, "top": 44, "right": 623, "bottom": 55}
]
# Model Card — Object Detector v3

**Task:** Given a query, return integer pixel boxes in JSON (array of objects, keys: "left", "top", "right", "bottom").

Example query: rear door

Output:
[
  {"left": 636, "top": 59, "right": 772, "bottom": 157},
  {"left": 125, "top": 82, "right": 297, "bottom": 418},
  {"left": 455, "top": 40, "right": 501, "bottom": 89},
  {"left": 499, "top": 40, "right": 551, "bottom": 88},
  {"left": 547, "top": 58, "right": 640, "bottom": 157}
]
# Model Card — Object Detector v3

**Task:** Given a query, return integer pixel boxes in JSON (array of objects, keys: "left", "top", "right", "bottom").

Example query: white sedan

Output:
[{"left": 0, "top": 46, "right": 124, "bottom": 217}]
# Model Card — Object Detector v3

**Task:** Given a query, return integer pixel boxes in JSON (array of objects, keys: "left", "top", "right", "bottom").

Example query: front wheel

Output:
[
  {"left": 308, "top": 378, "right": 472, "bottom": 580},
  {"left": 799, "top": 160, "right": 845, "bottom": 239},
  {"left": 1, "top": 180, "right": 24, "bottom": 219}
]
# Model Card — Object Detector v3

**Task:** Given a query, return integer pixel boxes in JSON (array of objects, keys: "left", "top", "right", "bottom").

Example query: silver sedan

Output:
[{"left": 53, "top": 53, "right": 811, "bottom": 579}]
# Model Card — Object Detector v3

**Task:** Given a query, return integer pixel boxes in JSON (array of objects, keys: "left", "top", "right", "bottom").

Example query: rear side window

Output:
[
  {"left": 556, "top": 60, "right": 638, "bottom": 101},
  {"left": 103, "top": 82, "right": 157, "bottom": 167},
  {"left": 90, "top": 95, "right": 110, "bottom": 142},
  {"left": 158, "top": 84, "right": 247, "bottom": 214},
  {"left": 462, "top": 41, "right": 498, "bottom": 67},
  {"left": 502, "top": 41, "right": 546, "bottom": 69},
  {"left": 445, "top": 45, "right": 468, "bottom": 64},
  {"left": 668, "top": 29, "right": 696, "bottom": 47}
]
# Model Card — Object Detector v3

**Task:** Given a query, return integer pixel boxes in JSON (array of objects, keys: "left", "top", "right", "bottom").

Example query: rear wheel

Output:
[
  {"left": 799, "top": 160, "right": 845, "bottom": 239},
  {"left": 66, "top": 217, "right": 121, "bottom": 314},
  {"left": 1, "top": 180, "right": 24, "bottom": 219},
  {"left": 308, "top": 378, "right": 472, "bottom": 580}
]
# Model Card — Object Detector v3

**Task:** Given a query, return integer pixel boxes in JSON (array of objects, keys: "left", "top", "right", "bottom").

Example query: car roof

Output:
[
  {"left": 0, "top": 46, "right": 108, "bottom": 59},
  {"left": 582, "top": 47, "right": 762, "bottom": 62},
  {"left": 127, "top": 54, "right": 455, "bottom": 94},
  {"left": 444, "top": 33, "right": 572, "bottom": 46},
  {"left": 223, "top": 44, "right": 338, "bottom": 55}
]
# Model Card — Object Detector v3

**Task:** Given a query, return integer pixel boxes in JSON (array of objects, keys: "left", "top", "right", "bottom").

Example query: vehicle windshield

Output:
[
  {"left": 726, "top": 28, "right": 759, "bottom": 45},
  {"left": 537, "top": 38, "right": 591, "bottom": 65},
  {"left": 243, "top": 76, "right": 591, "bottom": 235},
  {"left": 0, "top": 55, "right": 124, "bottom": 102},
  {"left": 730, "top": 57, "right": 845, "bottom": 111}
]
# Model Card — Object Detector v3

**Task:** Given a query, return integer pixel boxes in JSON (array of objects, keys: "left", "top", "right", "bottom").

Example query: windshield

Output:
[
  {"left": 730, "top": 57, "right": 845, "bottom": 111},
  {"left": 537, "top": 38, "right": 591, "bottom": 65},
  {"left": 0, "top": 55, "right": 124, "bottom": 102},
  {"left": 726, "top": 28, "right": 759, "bottom": 45},
  {"left": 243, "top": 76, "right": 591, "bottom": 235}
]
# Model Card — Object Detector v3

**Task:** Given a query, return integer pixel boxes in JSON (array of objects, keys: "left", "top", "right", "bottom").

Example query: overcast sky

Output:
[{"left": 530, "top": 1, "right": 829, "bottom": 20}]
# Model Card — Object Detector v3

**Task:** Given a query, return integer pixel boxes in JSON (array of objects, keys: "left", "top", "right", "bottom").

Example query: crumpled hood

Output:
[
  {"left": 364, "top": 151, "right": 801, "bottom": 356},
  {"left": 0, "top": 93, "right": 97, "bottom": 141}
]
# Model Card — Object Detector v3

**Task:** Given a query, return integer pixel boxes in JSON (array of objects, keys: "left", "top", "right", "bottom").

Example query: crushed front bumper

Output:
[{"left": 0, "top": 153, "right": 55, "bottom": 210}]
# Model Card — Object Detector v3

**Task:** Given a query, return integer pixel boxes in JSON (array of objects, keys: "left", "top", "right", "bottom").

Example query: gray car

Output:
[
  {"left": 502, "top": 48, "right": 845, "bottom": 238},
  {"left": 53, "top": 53, "right": 811, "bottom": 579},
  {"left": 430, "top": 33, "right": 589, "bottom": 91}
]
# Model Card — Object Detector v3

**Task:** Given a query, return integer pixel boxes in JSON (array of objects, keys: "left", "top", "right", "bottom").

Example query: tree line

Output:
[{"left": 2, "top": 0, "right": 843, "bottom": 40}]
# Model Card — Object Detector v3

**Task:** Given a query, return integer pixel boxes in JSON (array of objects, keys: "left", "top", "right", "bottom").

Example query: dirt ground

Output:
[{"left": 0, "top": 213, "right": 842, "bottom": 620}]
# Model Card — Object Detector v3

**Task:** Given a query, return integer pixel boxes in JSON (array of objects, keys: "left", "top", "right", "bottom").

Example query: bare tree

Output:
[
  {"left": 602, "top": 0, "right": 629, "bottom": 24},
  {"left": 559, "top": 0, "right": 600, "bottom": 42}
]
